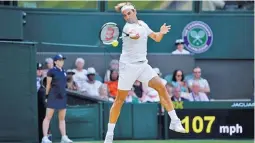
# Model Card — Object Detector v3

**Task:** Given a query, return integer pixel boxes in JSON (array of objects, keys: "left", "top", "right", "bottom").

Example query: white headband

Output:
[{"left": 121, "top": 5, "right": 135, "bottom": 12}]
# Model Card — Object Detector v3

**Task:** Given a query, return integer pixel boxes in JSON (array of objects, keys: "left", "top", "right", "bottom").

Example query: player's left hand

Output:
[{"left": 160, "top": 23, "right": 171, "bottom": 34}]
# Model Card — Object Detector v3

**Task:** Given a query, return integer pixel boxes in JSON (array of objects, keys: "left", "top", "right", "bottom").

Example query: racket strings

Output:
[{"left": 100, "top": 22, "right": 121, "bottom": 45}]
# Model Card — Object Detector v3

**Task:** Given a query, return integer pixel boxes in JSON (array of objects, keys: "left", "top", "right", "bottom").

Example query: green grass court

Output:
[{"left": 70, "top": 140, "right": 253, "bottom": 143}]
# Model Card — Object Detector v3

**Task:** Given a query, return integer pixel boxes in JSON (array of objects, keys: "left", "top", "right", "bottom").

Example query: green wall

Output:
[
  {"left": 22, "top": 11, "right": 254, "bottom": 59},
  {"left": 0, "top": 41, "right": 38, "bottom": 142}
]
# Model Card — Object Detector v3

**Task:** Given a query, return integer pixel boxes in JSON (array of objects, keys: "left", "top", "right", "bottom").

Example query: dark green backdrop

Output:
[
  {"left": 22, "top": 11, "right": 253, "bottom": 59},
  {"left": 0, "top": 41, "right": 38, "bottom": 143}
]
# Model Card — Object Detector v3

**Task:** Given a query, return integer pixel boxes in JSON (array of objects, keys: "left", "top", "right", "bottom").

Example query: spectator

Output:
[
  {"left": 126, "top": 88, "right": 140, "bottom": 103},
  {"left": 171, "top": 86, "right": 188, "bottom": 101},
  {"left": 37, "top": 63, "right": 43, "bottom": 92},
  {"left": 188, "top": 67, "right": 210, "bottom": 95},
  {"left": 133, "top": 80, "right": 144, "bottom": 98},
  {"left": 72, "top": 58, "right": 87, "bottom": 92},
  {"left": 66, "top": 69, "right": 78, "bottom": 91},
  {"left": 105, "top": 69, "right": 119, "bottom": 98},
  {"left": 37, "top": 76, "right": 47, "bottom": 142},
  {"left": 202, "top": 1, "right": 225, "bottom": 11},
  {"left": 42, "top": 58, "right": 54, "bottom": 77},
  {"left": 166, "top": 83, "right": 174, "bottom": 97},
  {"left": 99, "top": 84, "right": 114, "bottom": 102},
  {"left": 182, "top": 81, "right": 209, "bottom": 101},
  {"left": 172, "top": 69, "right": 189, "bottom": 92},
  {"left": 142, "top": 68, "right": 167, "bottom": 103},
  {"left": 172, "top": 39, "right": 190, "bottom": 55},
  {"left": 104, "top": 59, "right": 119, "bottom": 82},
  {"left": 84, "top": 67, "right": 102, "bottom": 96}
]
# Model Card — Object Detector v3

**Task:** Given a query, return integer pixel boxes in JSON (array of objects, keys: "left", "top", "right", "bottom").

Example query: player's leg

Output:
[
  {"left": 104, "top": 62, "right": 138, "bottom": 143},
  {"left": 139, "top": 64, "right": 185, "bottom": 133},
  {"left": 148, "top": 76, "right": 175, "bottom": 111},
  {"left": 109, "top": 89, "right": 129, "bottom": 123},
  {"left": 42, "top": 108, "right": 54, "bottom": 143},
  {"left": 104, "top": 90, "right": 130, "bottom": 143},
  {"left": 108, "top": 89, "right": 129, "bottom": 130},
  {"left": 58, "top": 109, "right": 73, "bottom": 143}
]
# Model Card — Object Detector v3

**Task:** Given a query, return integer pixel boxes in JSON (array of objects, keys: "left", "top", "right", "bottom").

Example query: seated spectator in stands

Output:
[
  {"left": 126, "top": 88, "right": 140, "bottom": 103},
  {"left": 42, "top": 58, "right": 54, "bottom": 77},
  {"left": 37, "top": 63, "right": 43, "bottom": 91},
  {"left": 182, "top": 81, "right": 209, "bottom": 102},
  {"left": 133, "top": 80, "right": 144, "bottom": 99},
  {"left": 172, "top": 39, "right": 190, "bottom": 55},
  {"left": 142, "top": 68, "right": 167, "bottom": 102},
  {"left": 166, "top": 83, "right": 174, "bottom": 97},
  {"left": 84, "top": 67, "right": 102, "bottom": 96},
  {"left": 172, "top": 69, "right": 189, "bottom": 92},
  {"left": 105, "top": 70, "right": 119, "bottom": 98},
  {"left": 188, "top": 67, "right": 210, "bottom": 95},
  {"left": 202, "top": 1, "right": 225, "bottom": 11},
  {"left": 99, "top": 84, "right": 114, "bottom": 102},
  {"left": 66, "top": 69, "right": 78, "bottom": 91},
  {"left": 171, "top": 86, "right": 188, "bottom": 102},
  {"left": 104, "top": 59, "right": 119, "bottom": 82},
  {"left": 73, "top": 58, "right": 87, "bottom": 92}
]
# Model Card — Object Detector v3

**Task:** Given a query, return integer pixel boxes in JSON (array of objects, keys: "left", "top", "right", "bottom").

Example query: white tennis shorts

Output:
[{"left": 118, "top": 60, "right": 158, "bottom": 90}]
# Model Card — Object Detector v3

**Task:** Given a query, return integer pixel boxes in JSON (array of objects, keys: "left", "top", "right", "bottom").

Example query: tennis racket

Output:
[{"left": 99, "top": 22, "right": 129, "bottom": 45}]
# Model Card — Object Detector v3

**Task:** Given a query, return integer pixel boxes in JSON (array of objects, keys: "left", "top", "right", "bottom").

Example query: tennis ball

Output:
[{"left": 112, "top": 40, "right": 119, "bottom": 47}]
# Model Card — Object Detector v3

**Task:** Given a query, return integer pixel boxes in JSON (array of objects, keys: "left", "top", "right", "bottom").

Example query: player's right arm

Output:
[{"left": 123, "top": 24, "right": 140, "bottom": 40}]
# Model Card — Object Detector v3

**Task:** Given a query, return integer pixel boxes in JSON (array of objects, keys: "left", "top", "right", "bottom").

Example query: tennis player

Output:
[
  {"left": 104, "top": 2, "right": 185, "bottom": 143},
  {"left": 41, "top": 54, "right": 73, "bottom": 143}
]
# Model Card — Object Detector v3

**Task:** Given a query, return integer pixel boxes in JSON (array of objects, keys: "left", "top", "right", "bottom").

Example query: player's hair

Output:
[{"left": 115, "top": 2, "right": 134, "bottom": 12}]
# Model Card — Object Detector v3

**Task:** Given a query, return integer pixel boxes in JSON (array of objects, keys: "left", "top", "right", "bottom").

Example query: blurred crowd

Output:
[
  {"left": 159, "top": 1, "right": 254, "bottom": 11},
  {"left": 36, "top": 38, "right": 211, "bottom": 103}
]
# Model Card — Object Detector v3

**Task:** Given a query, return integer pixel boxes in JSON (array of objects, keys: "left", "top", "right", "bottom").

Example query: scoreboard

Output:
[{"left": 167, "top": 109, "right": 254, "bottom": 139}]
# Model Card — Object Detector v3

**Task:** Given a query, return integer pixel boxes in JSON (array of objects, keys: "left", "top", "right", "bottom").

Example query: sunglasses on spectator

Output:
[{"left": 176, "top": 75, "right": 182, "bottom": 77}]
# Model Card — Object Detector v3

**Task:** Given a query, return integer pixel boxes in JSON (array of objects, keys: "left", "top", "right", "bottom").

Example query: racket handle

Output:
[{"left": 119, "top": 33, "right": 129, "bottom": 39}]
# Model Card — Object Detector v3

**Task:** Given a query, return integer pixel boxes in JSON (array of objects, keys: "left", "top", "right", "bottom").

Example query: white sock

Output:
[
  {"left": 62, "top": 135, "right": 67, "bottom": 138},
  {"left": 168, "top": 110, "right": 179, "bottom": 121},
  {"left": 107, "top": 123, "right": 116, "bottom": 133},
  {"left": 42, "top": 136, "right": 48, "bottom": 140}
]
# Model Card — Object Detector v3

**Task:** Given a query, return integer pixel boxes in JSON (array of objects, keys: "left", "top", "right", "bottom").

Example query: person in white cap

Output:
[
  {"left": 172, "top": 39, "right": 190, "bottom": 55},
  {"left": 83, "top": 67, "right": 102, "bottom": 96},
  {"left": 104, "top": 2, "right": 185, "bottom": 143}
]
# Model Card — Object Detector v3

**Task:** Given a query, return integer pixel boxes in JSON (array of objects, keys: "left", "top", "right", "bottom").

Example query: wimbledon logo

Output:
[{"left": 182, "top": 21, "right": 213, "bottom": 54}]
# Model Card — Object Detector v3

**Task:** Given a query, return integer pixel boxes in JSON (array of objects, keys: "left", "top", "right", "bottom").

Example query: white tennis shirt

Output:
[{"left": 120, "top": 20, "right": 153, "bottom": 64}]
